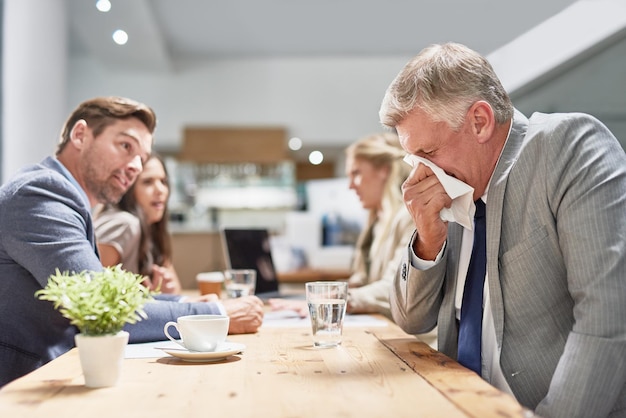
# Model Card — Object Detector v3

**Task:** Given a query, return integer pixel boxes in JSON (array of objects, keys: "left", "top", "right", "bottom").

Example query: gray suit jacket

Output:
[
  {"left": 0, "top": 157, "right": 221, "bottom": 386},
  {"left": 391, "top": 110, "right": 626, "bottom": 418}
]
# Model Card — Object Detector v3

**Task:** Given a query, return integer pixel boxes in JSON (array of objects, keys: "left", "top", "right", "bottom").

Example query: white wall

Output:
[
  {"left": 2, "top": 0, "right": 67, "bottom": 182},
  {"left": 67, "top": 55, "right": 411, "bottom": 152}
]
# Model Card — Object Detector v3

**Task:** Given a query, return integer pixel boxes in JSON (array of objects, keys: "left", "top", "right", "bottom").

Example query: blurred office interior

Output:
[{"left": 1, "top": 0, "right": 625, "bottom": 283}]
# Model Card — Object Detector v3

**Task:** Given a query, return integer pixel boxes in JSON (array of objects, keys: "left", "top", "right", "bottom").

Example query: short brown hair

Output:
[{"left": 56, "top": 96, "right": 157, "bottom": 155}]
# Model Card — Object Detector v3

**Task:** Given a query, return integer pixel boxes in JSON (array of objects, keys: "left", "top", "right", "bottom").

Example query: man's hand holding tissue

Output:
[{"left": 402, "top": 162, "right": 452, "bottom": 261}]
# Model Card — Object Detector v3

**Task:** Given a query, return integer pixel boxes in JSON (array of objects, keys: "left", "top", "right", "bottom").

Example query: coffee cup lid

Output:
[{"left": 196, "top": 271, "right": 224, "bottom": 282}]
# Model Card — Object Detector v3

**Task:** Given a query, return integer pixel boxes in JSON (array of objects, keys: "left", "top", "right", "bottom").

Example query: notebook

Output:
[{"left": 221, "top": 228, "right": 303, "bottom": 300}]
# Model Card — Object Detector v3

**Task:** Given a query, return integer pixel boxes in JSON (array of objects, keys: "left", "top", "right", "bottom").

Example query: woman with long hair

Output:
[
  {"left": 271, "top": 132, "right": 436, "bottom": 346},
  {"left": 94, "top": 154, "right": 182, "bottom": 293},
  {"left": 341, "top": 132, "right": 413, "bottom": 317}
]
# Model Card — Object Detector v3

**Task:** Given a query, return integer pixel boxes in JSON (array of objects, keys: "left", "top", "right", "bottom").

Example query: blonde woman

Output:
[
  {"left": 341, "top": 132, "right": 413, "bottom": 317},
  {"left": 271, "top": 132, "right": 436, "bottom": 347}
]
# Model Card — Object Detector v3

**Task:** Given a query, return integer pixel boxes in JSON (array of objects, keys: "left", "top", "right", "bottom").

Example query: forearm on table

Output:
[{"left": 125, "top": 299, "right": 222, "bottom": 343}]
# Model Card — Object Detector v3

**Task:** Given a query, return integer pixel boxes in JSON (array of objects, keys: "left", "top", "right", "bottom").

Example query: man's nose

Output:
[{"left": 128, "top": 154, "right": 143, "bottom": 173}]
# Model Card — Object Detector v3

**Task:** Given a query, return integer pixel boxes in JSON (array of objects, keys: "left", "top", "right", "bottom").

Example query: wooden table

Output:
[
  {"left": 276, "top": 267, "right": 350, "bottom": 283},
  {"left": 0, "top": 317, "right": 532, "bottom": 418}
]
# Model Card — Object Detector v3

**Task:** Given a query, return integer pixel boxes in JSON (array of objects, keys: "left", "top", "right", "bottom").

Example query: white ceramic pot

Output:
[{"left": 74, "top": 330, "right": 129, "bottom": 388}]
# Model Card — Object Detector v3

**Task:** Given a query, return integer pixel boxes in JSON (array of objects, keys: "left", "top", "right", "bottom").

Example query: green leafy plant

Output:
[{"left": 35, "top": 265, "right": 155, "bottom": 336}]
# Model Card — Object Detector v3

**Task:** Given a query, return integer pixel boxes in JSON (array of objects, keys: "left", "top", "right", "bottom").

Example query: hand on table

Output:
[{"left": 222, "top": 296, "right": 264, "bottom": 334}]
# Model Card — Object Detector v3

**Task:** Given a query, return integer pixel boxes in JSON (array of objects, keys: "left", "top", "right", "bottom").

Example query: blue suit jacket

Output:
[
  {"left": 391, "top": 111, "right": 626, "bottom": 418},
  {"left": 0, "top": 157, "right": 221, "bottom": 386}
]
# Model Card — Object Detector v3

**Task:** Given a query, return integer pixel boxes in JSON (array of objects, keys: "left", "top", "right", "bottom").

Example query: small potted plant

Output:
[{"left": 36, "top": 265, "right": 154, "bottom": 388}]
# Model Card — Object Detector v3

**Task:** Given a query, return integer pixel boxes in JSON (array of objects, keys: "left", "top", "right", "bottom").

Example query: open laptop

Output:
[{"left": 221, "top": 228, "right": 304, "bottom": 300}]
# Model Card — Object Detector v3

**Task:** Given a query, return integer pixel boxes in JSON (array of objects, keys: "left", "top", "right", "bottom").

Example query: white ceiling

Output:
[
  {"left": 67, "top": 0, "right": 626, "bottom": 151},
  {"left": 69, "top": 0, "right": 581, "bottom": 70}
]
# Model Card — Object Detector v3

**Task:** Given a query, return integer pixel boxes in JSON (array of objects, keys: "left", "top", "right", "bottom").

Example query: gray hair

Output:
[{"left": 379, "top": 43, "right": 513, "bottom": 130}]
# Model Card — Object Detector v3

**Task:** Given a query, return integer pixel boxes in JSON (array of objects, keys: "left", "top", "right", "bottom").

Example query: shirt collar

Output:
[
  {"left": 483, "top": 117, "right": 514, "bottom": 205},
  {"left": 49, "top": 157, "right": 92, "bottom": 209}
]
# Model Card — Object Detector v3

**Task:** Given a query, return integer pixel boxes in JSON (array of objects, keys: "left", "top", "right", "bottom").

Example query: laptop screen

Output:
[{"left": 221, "top": 228, "right": 279, "bottom": 295}]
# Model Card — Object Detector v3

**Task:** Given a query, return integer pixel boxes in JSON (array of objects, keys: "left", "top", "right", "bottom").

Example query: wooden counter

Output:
[
  {"left": 0, "top": 316, "right": 533, "bottom": 418},
  {"left": 276, "top": 267, "right": 350, "bottom": 283}
]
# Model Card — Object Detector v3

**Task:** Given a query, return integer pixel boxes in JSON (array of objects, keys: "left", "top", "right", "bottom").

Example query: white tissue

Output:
[{"left": 403, "top": 155, "right": 475, "bottom": 230}]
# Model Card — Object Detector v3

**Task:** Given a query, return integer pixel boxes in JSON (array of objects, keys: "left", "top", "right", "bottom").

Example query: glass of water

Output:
[
  {"left": 305, "top": 281, "right": 348, "bottom": 348},
  {"left": 224, "top": 269, "right": 256, "bottom": 298}
]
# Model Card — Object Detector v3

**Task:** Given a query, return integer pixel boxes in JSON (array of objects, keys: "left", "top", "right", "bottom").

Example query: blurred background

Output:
[{"left": 1, "top": 0, "right": 625, "bottom": 283}]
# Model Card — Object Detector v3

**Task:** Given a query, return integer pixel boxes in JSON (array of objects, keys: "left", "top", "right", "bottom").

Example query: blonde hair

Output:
[
  {"left": 379, "top": 42, "right": 513, "bottom": 130},
  {"left": 345, "top": 132, "right": 410, "bottom": 257}
]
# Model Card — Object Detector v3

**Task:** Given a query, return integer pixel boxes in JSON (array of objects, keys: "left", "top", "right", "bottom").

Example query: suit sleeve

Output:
[
  {"left": 124, "top": 299, "right": 223, "bottom": 343},
  {"left": 390, "top": 229, "right": 447, "bottom": 335},
  {"left": 1, "top": 172, "right": 103, "bottom": 286},
  {"left": 534, "top": 114, "right": 626, "bottom": 418}
]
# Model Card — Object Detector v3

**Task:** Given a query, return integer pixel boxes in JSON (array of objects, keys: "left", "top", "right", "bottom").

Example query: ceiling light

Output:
[
  {"left": 96, "top": 0, "right": 111, "bottom": 12},
  {"left": 288, "top": 137, "right": 303, "bottom": 151},
  {"left": 308, "top": 151, "right": 324, "bottom": 165},
  {"left": 112, "top": 29, "right": 128, "bottom": 45}
]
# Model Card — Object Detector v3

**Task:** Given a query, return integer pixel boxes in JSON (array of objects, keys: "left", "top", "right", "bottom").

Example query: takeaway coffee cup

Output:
[
  {"left": 163, "top": 314, "right": 229, "bottom": 352},
  {"left": 196, "top": 271, "right": 224, "bottom": 297}
]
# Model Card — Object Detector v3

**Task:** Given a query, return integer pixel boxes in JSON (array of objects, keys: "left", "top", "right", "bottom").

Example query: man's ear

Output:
[
  {"left": 468, "top": 101, "right": 495, "bottom": 144},
  {"left": 69, "top": 119, "right": 88, "bottom": 150}
]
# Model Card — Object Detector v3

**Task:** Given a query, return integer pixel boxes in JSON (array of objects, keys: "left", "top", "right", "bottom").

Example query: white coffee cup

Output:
[{"left": 163, "top": 314, "right": 229, "bottom": 352}]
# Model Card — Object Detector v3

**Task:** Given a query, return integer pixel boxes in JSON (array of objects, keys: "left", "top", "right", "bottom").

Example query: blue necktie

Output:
[{"left": 457, "top": 199, "right": 486, "bottom": 375}]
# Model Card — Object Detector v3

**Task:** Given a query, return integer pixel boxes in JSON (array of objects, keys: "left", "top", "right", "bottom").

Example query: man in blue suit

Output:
[
  {"left": 0, "top": 97, "right": 263, "bottom": 386},
  {"left": 380, "top": 43, "right": 625, "bottom": 418}
]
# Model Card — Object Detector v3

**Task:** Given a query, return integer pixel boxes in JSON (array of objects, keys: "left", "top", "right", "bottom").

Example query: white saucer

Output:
[{"left": 159, "top": 342, "right": 246, "bottom": 363}]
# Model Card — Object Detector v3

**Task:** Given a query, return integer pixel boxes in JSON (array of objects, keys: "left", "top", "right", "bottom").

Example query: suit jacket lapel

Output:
[
  {"left": 439, "top": 222, "right": 463, "bottom": 356},
  {"left": 486, "top": 109, "right": 529, "bottom": 348}
]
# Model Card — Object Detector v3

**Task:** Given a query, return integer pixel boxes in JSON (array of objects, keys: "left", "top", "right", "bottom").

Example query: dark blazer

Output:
[
  {"left": 0, "top": 157, "right": 221, "bottom": 386},
  {"left": 391, "top": 110, "right": 626, "bottom": 418}
]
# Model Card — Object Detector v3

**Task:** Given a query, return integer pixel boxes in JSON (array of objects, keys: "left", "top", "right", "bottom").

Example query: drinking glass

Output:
[
  {"left": 305, "top": 281, "right": 348, "bottom": 348},
  {"left": 224, "top": 269, "right": 256, "bottom": 298}
]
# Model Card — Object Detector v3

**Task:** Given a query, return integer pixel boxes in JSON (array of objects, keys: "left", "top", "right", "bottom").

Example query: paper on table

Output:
[
  {"left": 403, "top": 155, "right": 475, "bottom": 230},
  {"left": 261, "top": 310, "right": 388, "bottom": 328}
]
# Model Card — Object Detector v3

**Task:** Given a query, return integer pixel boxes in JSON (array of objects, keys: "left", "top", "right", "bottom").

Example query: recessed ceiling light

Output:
[
  {"left": 112, "top": 29, "right": 128, "bottom": 45},
  {"left": 308, "top": 150, "right": 324, "bottom": 165},
  {"left": 96, "top": 0, "right": 111, "bottom": 12},
  {"left": 288, "top": 137, "right": 303, "bottom": 151}
]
